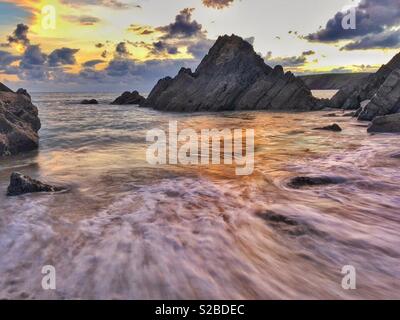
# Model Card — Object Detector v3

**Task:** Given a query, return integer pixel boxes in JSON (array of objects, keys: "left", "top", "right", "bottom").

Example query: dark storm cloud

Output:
[
  {"left": 21, "top": 45, "right": 47, "bottom": 66},
  {"left": 202, "top": 0, "right": 235, "bottom": 9},
  {"left": 48, "top": 48, "right": 79, "bottom": 66},
  {"left": 151, "top": 41, "right": 179, "bottom": 55},
  {"left": 341, "top": 30, "right": 400, "bottom": 50},
  {"left": 7, "top": 23, "right": 30, "bottom": 46},
  {"left": 306, "top": 0, "right": 400, "bottom": 50},
  {"left": 157, "top": 8, "right": 205, "bottom": 39},
  {"left": 115, "top": 42, "right": 130, "bottom": 57}
]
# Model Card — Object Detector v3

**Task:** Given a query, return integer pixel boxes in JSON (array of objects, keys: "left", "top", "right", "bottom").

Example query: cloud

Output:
[
  {"left": 61, "top": 0, "right": 141, "bottom": 10},
  {"left": 202, "top": 0, "right": 235, "bottom": 9},
  {"left": 157, "top": 8, "right": 205, "bottom": 40},
  {"left": 48, "top": 48, "right": 79, "bottom": 66},
  {"left": 265, "top": 51, "right": 309, "bottom": 67},
  {"left": 306, "top": 0, "right": 400, "bottom": 50},
  {"left": 128, "top": 24, "right": 156, "bottom": 35},
  {"left": 302, "top": 50, "right": 315, "bottom": 56},
  {"left": 341, "top": 30, "right": 400, "bottom": 50},
  {"left": 7, "top": 23, "right": 30, "bottom": 46},
  {"left": 95, "top": 43, "right": 105, "bottom": 48},
  {"left": 115, "top": 42, "right": 130, "bottom": 57},
  {"left": 82, "top": 59, "right": 104, "bottom": 68},
  {"left": 63, "top": 15, "right": 101, "bottom": 26},
  {"left": 151, "top": 41, "right": 179, "bottom": 55},
  {"left": 21, "top": 45, "right": 47, "bottom": 66}
]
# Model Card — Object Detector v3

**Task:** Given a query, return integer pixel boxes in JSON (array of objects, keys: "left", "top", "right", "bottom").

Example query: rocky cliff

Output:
[
  {"left": 0, "top": 84, "right": 41, "bottom": 156},
  {"left": 142, "top": 35, "right": 319, "bottom": 112},
  {"left": 330, "top": 52, "right": 400, "bottom": 110}
]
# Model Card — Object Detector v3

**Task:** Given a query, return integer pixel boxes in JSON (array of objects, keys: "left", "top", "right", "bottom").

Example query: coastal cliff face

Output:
[
  {"left": 331, "top": 52, "right": 400, "bottom": 110},
  {"left": 0, "top": 83, "right": 41, "bottom": 156},
  {"left": 142, "top": 35, "right": 319, "bottom": 112}
]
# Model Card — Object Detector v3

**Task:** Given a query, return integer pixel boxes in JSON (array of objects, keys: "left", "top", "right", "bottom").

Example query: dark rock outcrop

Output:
[
  {"left": 358, "top": 69, "right": 400, "bottom": 121},
  {"left": 0, "top": 83, "right": 13, "bottom": 93},
  {"left": 111, "top": 91, "right": 145, "bottom": 105},
  {"left": 0, "top": 86, "right": 41, "bottom": 156},
  {"left": 288, "top": 176, "right": 347, "bottom": 189},
  {"left": 142, "top": 35, "right": 319, "bottom": 112},
  {"left": 7, "top": 172, "right": 65, "bottom": 196},
  {"left": 313, "top": 124, "right": 342, "bottom": 132},
  {"left": 16, "top": 88, "right": 31, "bottom": 100},
  {"left": 367, "top": 113, "right": 400, "bottom": 133},
  {"left": 81, "top": 99, "right": 98, "bottom": 105},
  {"left": 330, "top": 52, "right": 400, "bottom": 110}
]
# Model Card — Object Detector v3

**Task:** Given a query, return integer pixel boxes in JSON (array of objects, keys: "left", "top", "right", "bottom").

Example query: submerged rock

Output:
[
  {"left": 288, "top": 176, "right": 347, "bottom": 189},
  {"left": 367, "top": 113, "right": 400, "bottom": 133},
  {"left": 111, "top": 91, "right": 146, "bottom": 105},
  {"left": 0, "top": 86, "right": 41, "bottom": 156},
  {"left": 313, "top": 123, "right": 342, "bottom": 132},
  {"left": 80, "top": 99, "right": 98, "bottom": 105},
  {"left": 7, "top": 172, "right": 65, "bottom": 196},
  {"left": 142, "top": 35, "right": 319, "bottom": 112}
]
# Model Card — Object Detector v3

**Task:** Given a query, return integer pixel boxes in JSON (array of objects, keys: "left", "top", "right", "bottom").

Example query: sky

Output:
[{"left": 0, "top": 0, "right": 399, "bottom": 92}]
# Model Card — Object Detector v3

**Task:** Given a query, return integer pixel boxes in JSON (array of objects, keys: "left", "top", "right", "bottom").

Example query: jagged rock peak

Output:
[{"left": 143, "top": 34, "right": 318, "bottom": 112}]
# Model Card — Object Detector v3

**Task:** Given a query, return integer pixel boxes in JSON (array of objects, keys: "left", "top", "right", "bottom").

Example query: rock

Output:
[
  {"left": 358, "top": 69, "right": 400, "bottom": 121},
  {"left": 0, "top": 83, "right": 13, "bottom": 93},
  {"left": 367, "top": 113, "right": 400, "bottom": 133},
  {"left": 142, "top": 35, "right": 319, "bottom": 112},
  {"left": 0, "top": 86, "right": 41, "bottom": 156},
  {"left": 111, "top": 91, "right": 146, "bottom": 105},
  {"left": 330, "top": 52, "right": 400, "bottom": 110},
  {"left": 313, "top": 123, "right": 342, "bottom": 132},
  {"left": 390, "top": 152, "right": 400, "bottom": 159},
  {"left": 7, "top": 172, "right": 65, "bottom": 196},
  {"left": 288, "top": 176, "right": 347, "bottom": 189},
  {"left": 16, "top": 88, "right": 31, "bottom": 100},
  {"left": 80, "top": 99, "right": 98, "bottom": 105}
]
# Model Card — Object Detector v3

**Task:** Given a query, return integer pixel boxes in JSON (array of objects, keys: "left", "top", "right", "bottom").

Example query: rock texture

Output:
[
  {"left": 358, "top": 69, "right": 400, "bottom": 121},
  {"left": 330, "top": 52, "right": 400, "bottom": 110},
  {"left": 7, "top": 172, "right": 65, "bottom": 196},
  {"left": 142, "top": 35, "right": 319, "bottom": 112},
  {"left": 81, "top": 99, "right": 98, "bottom": 105},
  {"left": 112, "top": 91, "right": 146, "bottom": 105},
  {"left": 367, "top": 113, "right": 400, "bottom": 133},
  {"left": 0, "top": 84, "right": 41, "bottom": 156}
]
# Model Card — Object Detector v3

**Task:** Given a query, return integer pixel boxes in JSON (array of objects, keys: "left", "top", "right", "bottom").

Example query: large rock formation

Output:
[
  {"left": 0, "top": 84, "right": 41, "bottom": 156},
  {"left": 330, "top": 52, "right": 400, "bottom": 110},
  {"left": 358, "top": 69, "right": 400, "bottom": 121},
  {"left": 142, "top": 35, "right": 319, "bottom": 112},
  {"left": 112, "top": 91, "right": 146, "bottom": 105}
]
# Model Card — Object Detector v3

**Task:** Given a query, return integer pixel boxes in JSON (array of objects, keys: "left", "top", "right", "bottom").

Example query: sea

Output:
[{"left": 0, "top": 90, "right": 399, "bottom": 299}]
